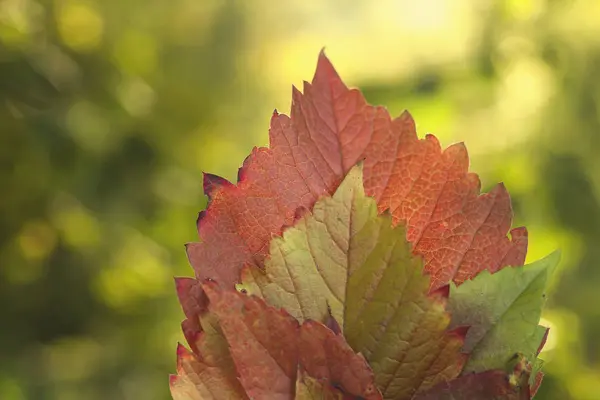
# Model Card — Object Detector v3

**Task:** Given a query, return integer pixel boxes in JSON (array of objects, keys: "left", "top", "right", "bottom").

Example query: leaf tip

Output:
[
  {"left": 203, "top": 172, "right": 232, "bottom": 200},
  {"left": 196, "top": 211, "right": 206, "bottom": 229},
  {"left": 431, "top": 284, "right": 450, "bottom": 299},
  {"left": 169, "top": 374, "right": 179, "bottom": 388},
  {"left": 184, "top": 242, "right": 199, "bottom": 266},
  {"left": 546, "top": 248, "right": 562, "bottom": 264},
  {"left": 176, "top": 343, "right": 194, "bottom": 366},
  {"left": 324, "top": 302, "right": 342, "bottom": 335},
  {"left": 174, "top": 276, "right": 191, "bottom": 296},
  {"left": 532, "top": 249, "right": 562, "bottom": 276},
  {"left": 313, "top": 48, "right": 344, "bottom": 89},
  {"left": 510, "top": 226, "right": 529, "bottom": 240},
  {"left": 200, "top": 278, "right": 222, "bottom": 301},
  {"left": 448, "top": 325, "right": 470, "bottom": 342},
  {"left": 237, "top": 152, "right": 254, "bottom": 183},
  {"left": 400, "top": 109, "right": 413, "bottom": 119},
  {"left": 346, "top": 161, "right": 365, "bottom": 181},
  {"left": 181, "top": 319, "right": 201, "bottom": 354},
  {"left": 317, "top": 47, "right": 332, "bottom": 69},
  {"left": 292, "top": 205, "right": 309, "bottom": 224},
  {"left": 492, "top": 181, "right": 508, "bottom": 194}
]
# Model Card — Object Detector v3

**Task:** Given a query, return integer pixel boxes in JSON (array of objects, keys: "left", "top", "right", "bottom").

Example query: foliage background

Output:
[{"left": 0, "top": 0, "right": 599, "bottom": 398}]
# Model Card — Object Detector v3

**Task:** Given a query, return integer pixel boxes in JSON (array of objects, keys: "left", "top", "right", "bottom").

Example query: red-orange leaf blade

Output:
[{"left": 186, "top": 52, "right": 527, "bottom": 293}]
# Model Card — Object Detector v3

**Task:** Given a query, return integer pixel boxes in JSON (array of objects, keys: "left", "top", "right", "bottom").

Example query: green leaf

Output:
[
  {"left": 240, "top": 164, "right": 466, "bottom": 399},
  {"left": 447, "top": 251, "right": 560, "bottom": 373}
]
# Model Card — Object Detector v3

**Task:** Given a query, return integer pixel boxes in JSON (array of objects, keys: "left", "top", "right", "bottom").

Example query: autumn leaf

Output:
[
  {"left": 413, "top": 370, "right": 530, "bottom": 400},
  {"left": 171, "top": 51, "right": 557, "bottom": 399},
  {"left": 203, "top": 281, "right": 299, "bottom": 399},
  {"left": 413, "top": 352, "right": 534, "bottom": 400},
  {"left": 175, "top": 277, "right": 207, "bottom": 354},
  {"left": 239, "top": 164, "right": 466, "bottom": 399},
  {"left": 185, "top": 51, "right": 527, "bottom": 295},
  {"left": 169, "top": 312, "right": 246, "bottom": 399},
  {"left": 171, "top": 282, "right": 382, "bottom": 400},
  {"left": 447, "top": 251, "right": 559, "bottom": 374}
]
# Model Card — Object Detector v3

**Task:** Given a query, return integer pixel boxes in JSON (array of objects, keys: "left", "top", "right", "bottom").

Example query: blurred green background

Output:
[{"left": 0, "top": 0, "right": 599, "bottom": 398}]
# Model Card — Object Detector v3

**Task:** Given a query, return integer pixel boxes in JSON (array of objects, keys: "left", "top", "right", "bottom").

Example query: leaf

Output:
[
  {"left": 171, "top": 282, "right": 383, "bottom": 400},
  {"left": 447, "top": 251, "right": 559, "bottom": 374},
  {"left": 175, "top": 277, "right": 207, "bottom": 353},
  {"left": 185, "top": 51, "right": 527, "bottom": 294},
  {"left": 298, "top": 320, "right": 380, "bottom": 400},
  {"left": 412, "top": 370, "right": 530, "bottom": 400},
  {"left": 204, "top": 281, "right": 300, "bottom": 399},
  {"left": 169, "top": 313, "right": 247, "bottom": 400},
  {"left": 415, "top": 353, "right": 533, "bottom": 400},
  {"left": 240, "top": 164, "right": 467, "bottom": 399},
  {"left": 172, "top": 51, "right": 555, "bottom": 399}
]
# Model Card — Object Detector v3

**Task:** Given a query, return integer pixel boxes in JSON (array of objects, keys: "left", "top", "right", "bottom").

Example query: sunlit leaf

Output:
[
  {"left": 448, "top": 252, "right": 559, "bottom": 374},
  {"left": 185, "top": 51, "right": 527, "bottom": 295},
  {"left": 172, "top": 51, "right": 557, "bottom": 399},
  {"left": 240, "top": 165, "right": 467, "bottom": 399},
  {"left": 172, "top": 282, "right": 382, "bottom": 399}
]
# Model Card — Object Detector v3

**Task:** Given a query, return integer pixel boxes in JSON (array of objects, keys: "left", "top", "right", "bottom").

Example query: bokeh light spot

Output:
[
  {"left": 56, "top": 0, "right": 104, "bottom": 52},
  {"left": 50, "top": 194, "right": 101, "bottom": 249},
  {"left": 66, "top": 101, "right": 114, "bottom": 153},
  {"left": 112, "top": 30, "right": 158, "bottom": 76},
  {"left": 17, "top": 220, "right": 57, "bottom": 262}
]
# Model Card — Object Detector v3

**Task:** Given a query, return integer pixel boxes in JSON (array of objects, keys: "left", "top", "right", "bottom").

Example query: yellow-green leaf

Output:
[{"left": 240, "top": 164, "right": 466, "bottom": 399}]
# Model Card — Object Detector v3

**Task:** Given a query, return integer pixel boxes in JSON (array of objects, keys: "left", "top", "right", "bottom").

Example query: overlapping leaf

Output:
[
  {"left": 175, "top": 277, "right": 207, "bottom": 354},
  {"left": 170, "top": 311, "right": 246, "bottom": 399},
  {"left": 413, "top": 353, "right": 535, "bottom": 400},
  {"left": 240, "top": 164, "right": 467, "bottom": 399},
  {"left": 185, "top": 51, "right": 527, "bottom": 295},
  {"left": 171, "top": 52, "right": 556, "bottom": 399},
  {"left": 414, "top": 369, "right": 530, "bottom": 400},
  {"left": 171, "top": 282, "right": 381, "bottom": 400},
  {"left": 448, "top": 252, "right": 558, "bottom": 372},
  {"left": 447, "top": 251, "right": 558, "bottom": 394}
]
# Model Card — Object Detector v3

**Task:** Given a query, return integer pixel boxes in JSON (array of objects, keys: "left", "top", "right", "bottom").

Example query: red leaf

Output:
[
  {"left": 170, "top": 319, "right": 247, "bottom": 399},
  {"left": 186, "top": 51, "right": 526, "bottom": 294},
  {"left": 203, "top": 173, "right": 233, "bottom": 201},
  {"left": 174, "top": 277, "right": 206, "bottom": 353},
  {"left": 204, "top": 281, "right": 299, "bottom": 399},
  {"left": 191, "top": 283, "right": 383, "bottom": 400},
  {"left": 298, "top": 320, "right": 380, "bottom": 400}
]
